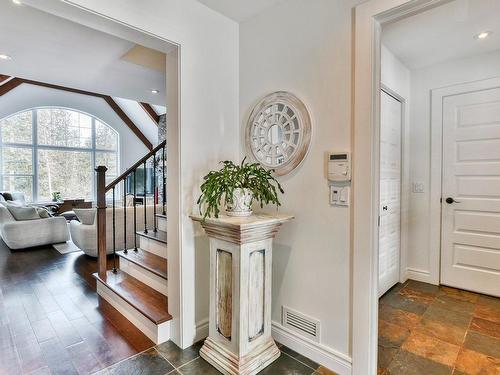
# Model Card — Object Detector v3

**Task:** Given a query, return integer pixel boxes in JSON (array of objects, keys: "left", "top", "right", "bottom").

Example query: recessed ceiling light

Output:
[
  {"left": 151, "top": 89, "right": 160, "bottom": 94},
  {"left": 0, "top": 54, "right": 12, "bottom": 61},
  {"left": 12, "top": 0, "right": 22, "bottom": 5},
  {"left": 475, "top": 31, "right": 492, "bottom": 40}
]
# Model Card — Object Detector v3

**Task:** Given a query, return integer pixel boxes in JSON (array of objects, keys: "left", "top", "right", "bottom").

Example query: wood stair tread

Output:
[
  {"left": 117, "top": 249, "right": 167, "bottom": 279},
  {"left": 93, "top": 270, "right": 172, "bottom": 324},
  {"left": 136, "top": 229, "right": 167, "bottom": 244}
]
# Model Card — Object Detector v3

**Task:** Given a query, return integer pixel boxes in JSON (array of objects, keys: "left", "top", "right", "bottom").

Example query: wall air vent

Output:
[{"left": 282, "top": 306, "right": 320, "bottom": 342}]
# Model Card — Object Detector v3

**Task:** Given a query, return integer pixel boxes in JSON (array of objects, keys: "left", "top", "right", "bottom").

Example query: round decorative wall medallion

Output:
[{"left": 245, "top": 91, "right": 312, "bottom": 176}]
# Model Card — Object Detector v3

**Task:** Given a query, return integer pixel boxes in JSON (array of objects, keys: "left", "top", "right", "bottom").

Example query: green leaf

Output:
[{"left": 196, "top": 158, "right": 285, "bottom": 218}]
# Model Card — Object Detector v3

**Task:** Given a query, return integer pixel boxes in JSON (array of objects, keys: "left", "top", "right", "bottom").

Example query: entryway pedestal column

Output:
[{"left": 190, "top": 213, "right": 294, "bottom": 375}]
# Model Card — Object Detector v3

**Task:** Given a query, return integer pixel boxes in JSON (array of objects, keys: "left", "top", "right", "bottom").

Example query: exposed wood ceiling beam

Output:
[
  {"left": 21, "top": 78, "right": 107, "bottom": 98},
  {"left": 0, "top": 77, "right": 23, "bottom": 96},
  {"left": 0, "top": 76, "right": 153, "bottom": 150},
  {"left": 139, "top": 102, "right": 160, "bottom": 124},
  {"left": 104, "top": 97, "right": 152, "bottom": 150},
  {"left": 0, "top": 75, "right": 11, "bottom": 84}
]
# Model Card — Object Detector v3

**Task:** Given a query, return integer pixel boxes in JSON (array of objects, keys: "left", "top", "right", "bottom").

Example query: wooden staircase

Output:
[{"left": 93, "top": 141, "right": 171, "bottom": 344}]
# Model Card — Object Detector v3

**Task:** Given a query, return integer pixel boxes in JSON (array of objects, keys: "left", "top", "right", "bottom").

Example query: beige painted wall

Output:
[{"left": 240, "top": 0, "right": 365, "bottom": 358}]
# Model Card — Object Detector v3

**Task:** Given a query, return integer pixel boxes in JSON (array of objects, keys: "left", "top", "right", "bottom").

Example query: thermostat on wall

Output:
[{"left": 328, "top": 152, "right": 351, "bottom": 182}]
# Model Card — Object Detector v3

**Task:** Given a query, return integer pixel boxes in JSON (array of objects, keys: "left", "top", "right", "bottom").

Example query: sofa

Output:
[
  {"left": 70, "top": 205, "right": 158, "bottom": 257},
  {"left": 0, "top": 193, "right": 69, "bottom": 249}
]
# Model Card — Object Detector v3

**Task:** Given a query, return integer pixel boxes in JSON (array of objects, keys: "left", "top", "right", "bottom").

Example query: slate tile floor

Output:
[
  {"left": 378, "top": 280, "right": 500, "bottom": 374},
  {"left": 93, "top": 340, "right": 339, "bottom": 375}
]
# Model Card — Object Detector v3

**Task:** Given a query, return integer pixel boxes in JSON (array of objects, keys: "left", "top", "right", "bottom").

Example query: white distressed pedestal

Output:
[{"left": 191, "top": 213, "right": 294, "bottom": 375}]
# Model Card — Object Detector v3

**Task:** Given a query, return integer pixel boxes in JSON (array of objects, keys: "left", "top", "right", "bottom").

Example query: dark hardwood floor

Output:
[{"left": 0, "top": 241, "right": 154, "bottom": 375}]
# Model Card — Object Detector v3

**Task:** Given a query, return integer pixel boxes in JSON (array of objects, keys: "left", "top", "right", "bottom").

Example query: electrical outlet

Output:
[{"left": 412, "top": 182, "right": 425, "bottom": 193}]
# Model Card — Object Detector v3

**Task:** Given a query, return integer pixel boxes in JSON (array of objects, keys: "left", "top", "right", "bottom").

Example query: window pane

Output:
[
  {"left": 2, "top": 147, "right": 33, "bottom": 174},
  {"left": 38, "top": 150, "right": 92, "bottom": 200},
  {"left": 2, "top": 176, "right": 33, "bottom": 201},
  {"left": 37, "top": 109, "right": 92, "bottom": 148},
  {"left": 95, "top": 152, "right": 118, "bottom": 176},
  {"left": 95, "top": 120, "right": 118, "bottom": 151},
  {"left": 1, "top": 111, "right": 32, "bottom": 144}
]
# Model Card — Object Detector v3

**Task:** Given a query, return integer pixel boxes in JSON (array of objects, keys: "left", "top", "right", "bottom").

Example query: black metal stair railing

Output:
[{"left": 95, "top": 140, "right": 166, "bottom": 279}]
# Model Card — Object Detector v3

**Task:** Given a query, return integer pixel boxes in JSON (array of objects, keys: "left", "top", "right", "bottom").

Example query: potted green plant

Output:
[
  {"left": 51, "top": 191, "right": 62, "bottom": 202},
  {"left": 197, "top": 159, "right": 284, "bottom": 219}
]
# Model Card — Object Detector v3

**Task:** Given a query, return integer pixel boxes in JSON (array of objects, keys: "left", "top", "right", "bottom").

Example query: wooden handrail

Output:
[{"left": 105, "top": 140, "right": 166, "bottom": 191}]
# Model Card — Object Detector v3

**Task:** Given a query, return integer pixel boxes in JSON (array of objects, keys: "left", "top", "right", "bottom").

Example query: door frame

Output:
[
  {"left": 430, "top": 76, "right": 500, "bottom": 286},
  {"left": 379, "top": 85, "right": 409, "bottom": 295},
  {"left": 352, "top": 0, "right": 449, "bottom": 373},
  {"left": 28, "top": 0, "right": 185, "bottom": 348}
]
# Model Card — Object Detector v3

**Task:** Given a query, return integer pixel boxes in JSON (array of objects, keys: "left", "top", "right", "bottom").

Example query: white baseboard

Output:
[
  {"left": 406, "top": 267, "right": 437, "bottom": 285},
  {"left": 194, "top": 318, "right": 209, "bottom": 344},
  {"left": 271, "top": 321, "right": 352, "bottom": 375}
]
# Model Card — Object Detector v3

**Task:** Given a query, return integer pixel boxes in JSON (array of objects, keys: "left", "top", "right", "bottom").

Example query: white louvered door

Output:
[
  {"left": 378, "top": 90, "right": 402, "bottom": 297},
  {"left": 441, "top": 85, "right": 500, "bottom": 297}
]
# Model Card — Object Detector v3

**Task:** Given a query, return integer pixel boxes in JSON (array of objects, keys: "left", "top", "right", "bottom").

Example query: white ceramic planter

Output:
[{"left": 226, "top": 188, "right": 253, "bottom": 217}]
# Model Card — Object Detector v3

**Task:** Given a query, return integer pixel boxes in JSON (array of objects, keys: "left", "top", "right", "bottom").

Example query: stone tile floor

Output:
[
  {"left": 93, "top": 341, "right": 339, "bottom": 375},
  {"left": 378, "top": 280, "right": 500, "bottom": 374}
]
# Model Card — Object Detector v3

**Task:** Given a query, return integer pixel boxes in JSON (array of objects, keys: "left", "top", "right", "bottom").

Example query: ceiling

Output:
[
  {"left": 382, "top": 0, "right": 500, "bottom": 70},
  {"left": 197, "top": 0, "right": 285, "bottom": 22},
  {"left": 0, "top": 1, "right": 167, "bottom": 105}
]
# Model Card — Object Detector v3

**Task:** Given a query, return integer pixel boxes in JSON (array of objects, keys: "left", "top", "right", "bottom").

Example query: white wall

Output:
[
  {"left": 240, "top": 0, "right": 364, "bottom": 371},
  {"left": 113, "top": 97, "right": 159, "bottom": 145},
  {"left": 0, "top": 84, "right": 150, "bottom": 171},
  {"left": 407, "top": 48, "right": 500, "bottom": 283},
  {"left": 380, "top": 45, "right": 411, "bottom": 283},
  {"left": 29, "top": 0, "right": 239, "bottom": 348},
  {"left": 381, "top": 45, "right": 411, "bottom": 102}
]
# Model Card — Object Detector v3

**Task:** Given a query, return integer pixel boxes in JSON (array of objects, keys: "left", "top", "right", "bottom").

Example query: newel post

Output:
[{"left": 95, "top": 166, "right": 108, "bottom": 280}]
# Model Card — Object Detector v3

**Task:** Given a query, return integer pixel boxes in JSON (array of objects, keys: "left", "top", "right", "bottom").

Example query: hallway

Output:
[{"left": 378, "top": 280, "right": 500, "bottom": 374}]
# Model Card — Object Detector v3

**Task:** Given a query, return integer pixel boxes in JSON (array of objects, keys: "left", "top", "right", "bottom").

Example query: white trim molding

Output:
[
  {"left": 271, "top": 321, "right": 352, "bottom": 375},
  {"left": 194, "top": 318, "right": 209, "bottom": 343},
  {"left": 353, "top": 0, "right": 450, "bottom": 374},
  {"left": 406, "top": 267, "right": 432, "bottom": 283}
]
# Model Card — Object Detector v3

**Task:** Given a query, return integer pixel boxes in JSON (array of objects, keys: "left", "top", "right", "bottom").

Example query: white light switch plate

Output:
[{"left": 330, "top": 186, "right": 349, "bottom": 206}]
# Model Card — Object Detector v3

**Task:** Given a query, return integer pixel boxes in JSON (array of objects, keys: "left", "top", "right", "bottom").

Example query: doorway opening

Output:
[
  {"left": 353, "top": 0, "right": 500, "bottom": 374},
  {"left": 377, "top": 1, "right": 500, "bottom": 373},
  {"left": 0, "top": 1, "right": 181, "bottom": 373}
]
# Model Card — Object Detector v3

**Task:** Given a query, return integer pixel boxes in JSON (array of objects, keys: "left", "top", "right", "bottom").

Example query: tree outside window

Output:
[{"left": 0, "top": 108, "right": 119, "bottom": 202}]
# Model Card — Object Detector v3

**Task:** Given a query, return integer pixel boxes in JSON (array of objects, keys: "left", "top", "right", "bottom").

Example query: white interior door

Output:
[
  {"left": 441, "top": 85, "right": 500, "bottom": 297},
  {"left": 379, "top": 90, "right": 402, "bottom": 297}
]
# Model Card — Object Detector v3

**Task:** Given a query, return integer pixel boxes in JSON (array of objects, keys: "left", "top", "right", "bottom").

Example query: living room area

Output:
[{"left": 0, "top": 1, "right": 176, "bottom": 373}]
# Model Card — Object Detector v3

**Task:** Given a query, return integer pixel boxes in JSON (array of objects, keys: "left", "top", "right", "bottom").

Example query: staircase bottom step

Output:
[{"left": 94, "top": 271, "right": 171, "bottom": 344}]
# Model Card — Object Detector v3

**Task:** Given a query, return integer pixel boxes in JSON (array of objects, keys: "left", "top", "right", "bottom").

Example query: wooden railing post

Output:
[{"left": 96, "top": 166, "right": 108, "bottom": 280}]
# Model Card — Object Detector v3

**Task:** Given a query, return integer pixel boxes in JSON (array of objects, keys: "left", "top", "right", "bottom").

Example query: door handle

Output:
[{"left": 445, "top": 197, "right": 461, "bottom": 204}]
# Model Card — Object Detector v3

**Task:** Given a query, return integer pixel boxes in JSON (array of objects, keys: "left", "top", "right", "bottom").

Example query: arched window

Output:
[{"left": 0, "top": 108, "right": 119, "bottom": 202}]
